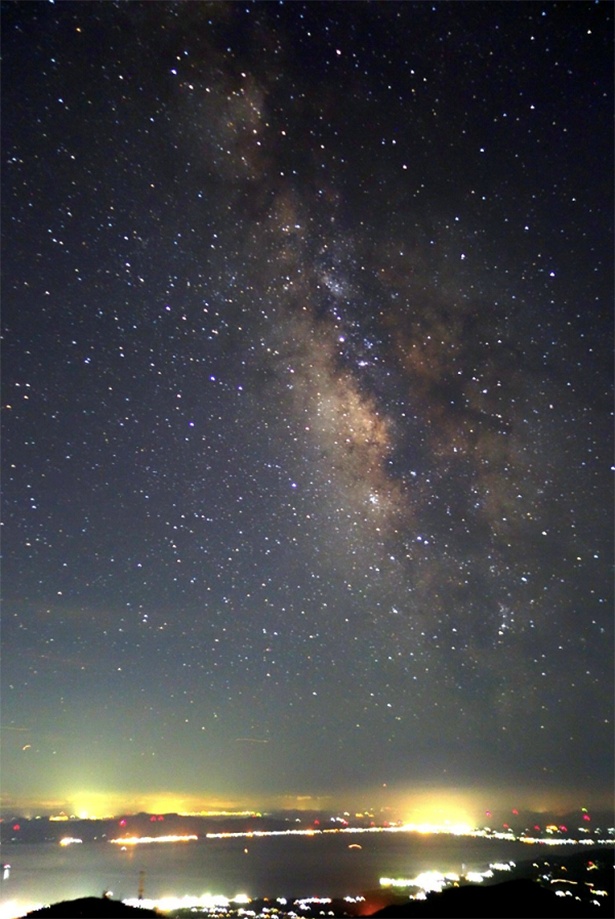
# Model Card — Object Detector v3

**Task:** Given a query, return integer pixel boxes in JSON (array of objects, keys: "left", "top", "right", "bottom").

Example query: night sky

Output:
[{"left": 2, "top": 1, "right": 613, "bottom": 820}]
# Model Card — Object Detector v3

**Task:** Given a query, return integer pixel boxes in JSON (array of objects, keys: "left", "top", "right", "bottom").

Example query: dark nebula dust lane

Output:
[{"left": 1, "top": 1, "right": 612, "bottom": 816}]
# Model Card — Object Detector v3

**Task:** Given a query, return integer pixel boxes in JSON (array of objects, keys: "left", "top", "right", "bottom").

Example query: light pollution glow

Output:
[{"left": 4, "top": 784, "right": 611, "bottom": 824}]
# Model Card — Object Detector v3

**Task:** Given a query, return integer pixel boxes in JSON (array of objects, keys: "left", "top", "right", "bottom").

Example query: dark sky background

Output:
[{"left": 2, "top": 1, "right": 613, "bottom": 820}]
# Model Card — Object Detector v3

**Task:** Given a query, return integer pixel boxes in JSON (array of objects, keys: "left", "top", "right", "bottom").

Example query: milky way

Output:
[{"left": 2, "top": 1, "right": 612, "bottom": 815}]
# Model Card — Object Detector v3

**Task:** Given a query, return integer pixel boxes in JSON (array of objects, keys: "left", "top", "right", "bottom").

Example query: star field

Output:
[{"left": 1, "top": 1, "right": 613, "bottom": 814}]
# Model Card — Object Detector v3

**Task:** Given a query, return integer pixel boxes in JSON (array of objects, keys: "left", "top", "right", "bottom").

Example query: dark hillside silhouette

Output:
[{"left": 22, "top": 896, "right": 160, "bottom": 918}]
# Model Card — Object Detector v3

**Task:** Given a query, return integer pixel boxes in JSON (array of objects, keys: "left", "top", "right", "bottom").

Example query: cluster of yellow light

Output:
[
  {"left": 0, "top": 900, "right": 45, "bottom": 919},
  {"left": 59, "top": 837, "right": 82, "bottom": 846},
  {"left": 123, "top": 894, "right": 249, "bottom": 912},
  {"left": 399, "top": 821, "right": 474, "bottom": 836},
  {"left": 109, "top": 834, "right": 197, "bottom": 846},
  {"left": 399, "top": 792, "right": 478, "bottom": 829},
  {"left": 57, "top": 789, "right": 243, "bottom": 818}
]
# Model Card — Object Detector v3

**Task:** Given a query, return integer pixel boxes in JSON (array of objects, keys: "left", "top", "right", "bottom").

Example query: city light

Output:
[
  {"left": 101, "top": 822, "right": 615, "bottom": 849},
  {"left": 123, "top": 893, "right": 251, "bottom": 912},
  {"left": 2, "top": 818, "right": 612, "bottom": 919},
  {"left": 380, "top": 871, "right": 460, "bottom": 893},
  {"left": 109, "top": 834, "right": 198, "bottom": 846},
  {"left": 0, "top": 901, "right": 46, "bottom": 919}
]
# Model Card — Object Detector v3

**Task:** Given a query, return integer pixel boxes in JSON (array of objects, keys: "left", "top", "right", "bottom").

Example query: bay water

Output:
[{"left": 0, "top": 831, "right": 585, "bottom": 914}]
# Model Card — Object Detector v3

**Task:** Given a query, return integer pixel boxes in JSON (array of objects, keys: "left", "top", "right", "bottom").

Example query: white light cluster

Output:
[
  {"left": 380, "top": 870, "right": 459, "bottom": 892},
  {"left": 110, "top": 833, "right": 198, "bottom": 845},
  {"left": 123, "top": 893, "right": 248, "bottom": 912}
]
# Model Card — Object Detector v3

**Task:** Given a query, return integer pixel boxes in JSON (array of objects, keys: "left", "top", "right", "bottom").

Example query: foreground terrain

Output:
[{"left": 19, "top": 846, "right": 614, "bottom": 919}]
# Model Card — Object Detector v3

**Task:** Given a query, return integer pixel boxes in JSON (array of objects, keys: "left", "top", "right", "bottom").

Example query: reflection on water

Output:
[{"left": 0, "top": 832, "right": 592, "bottom": 918}]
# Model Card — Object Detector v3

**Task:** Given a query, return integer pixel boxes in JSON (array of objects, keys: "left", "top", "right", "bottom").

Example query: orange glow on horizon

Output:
[{"left": 3, "top": 783, "right": 612, "bottom": 822}]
